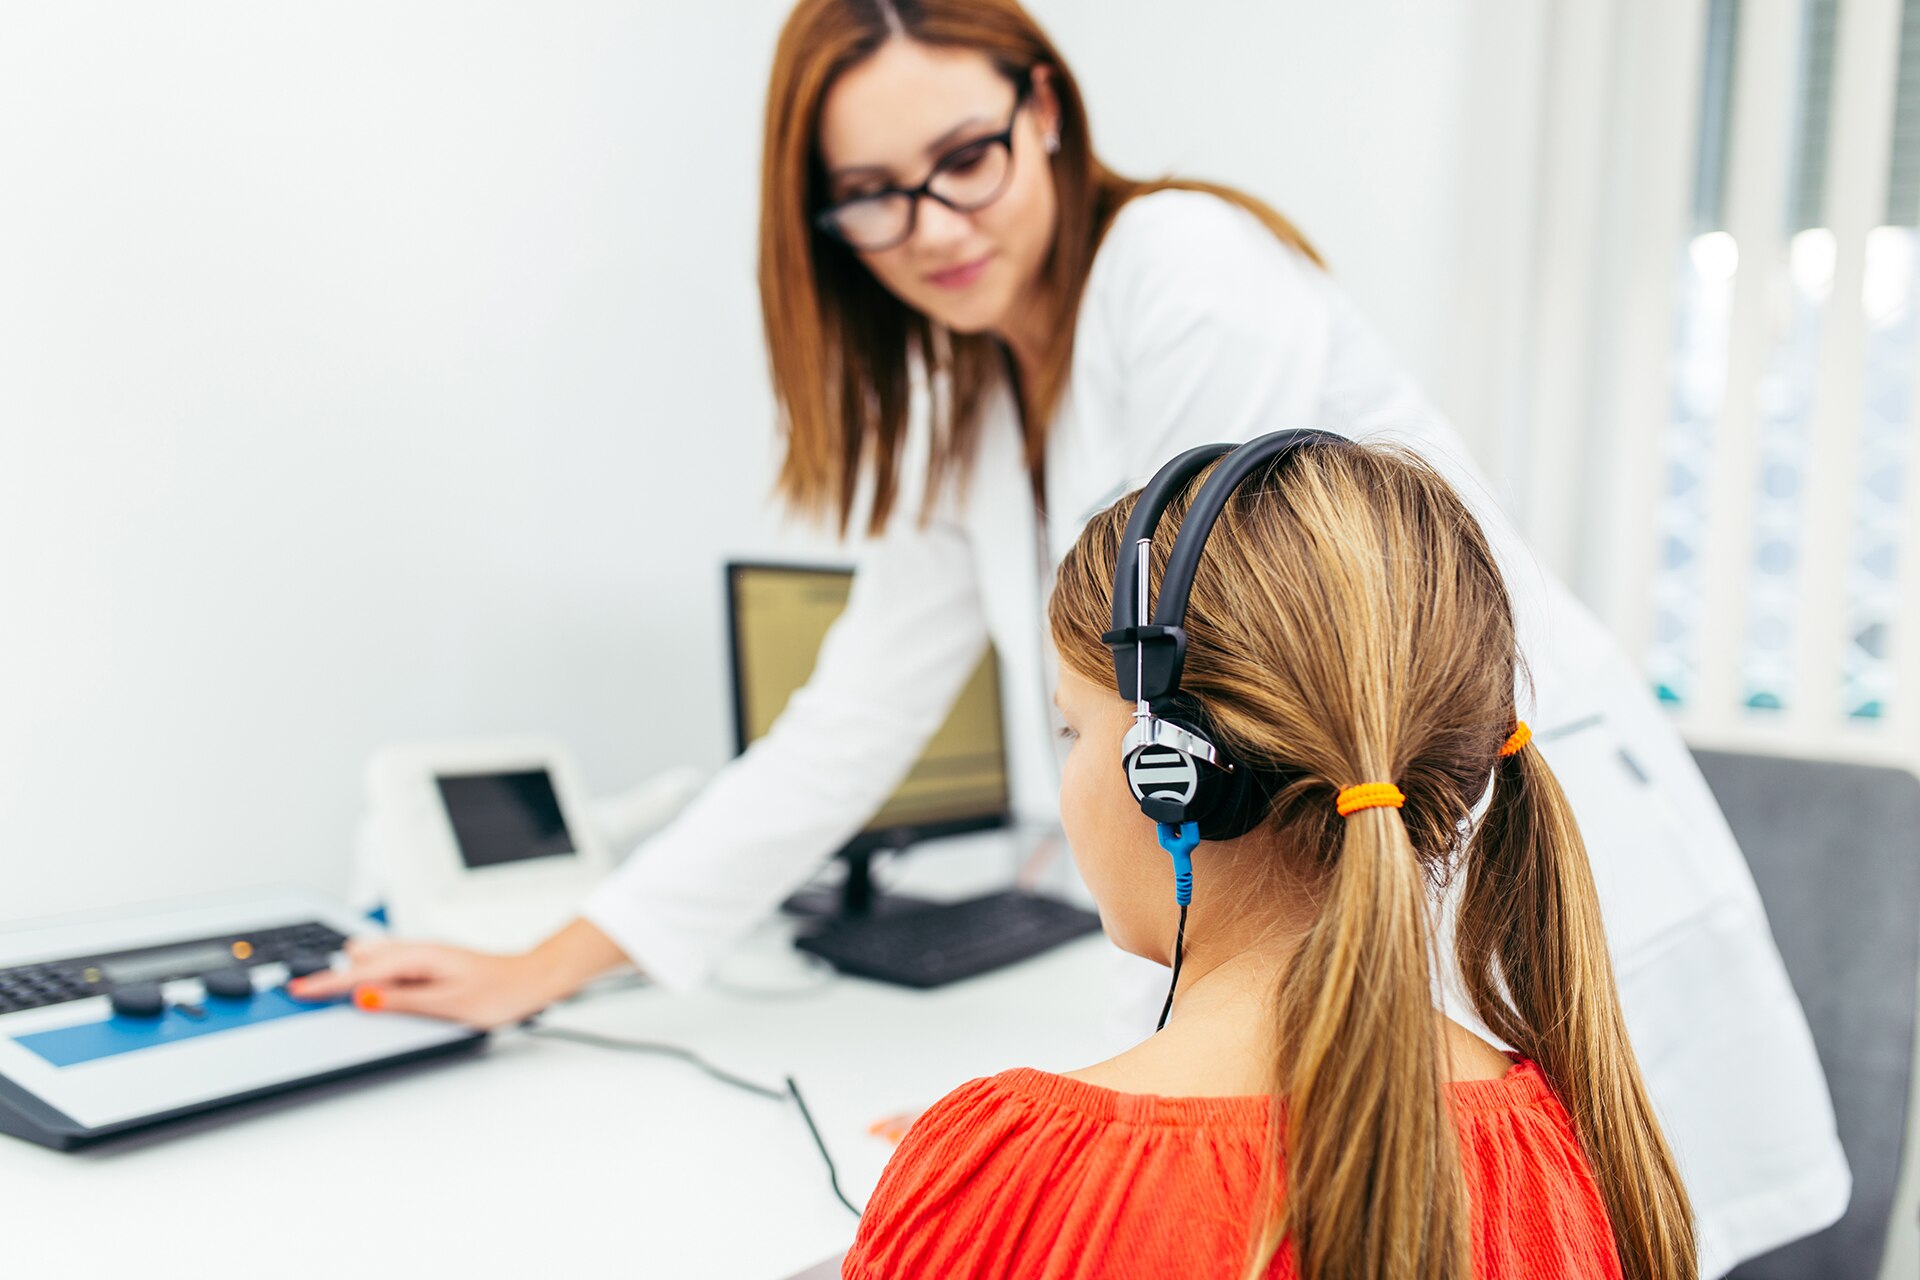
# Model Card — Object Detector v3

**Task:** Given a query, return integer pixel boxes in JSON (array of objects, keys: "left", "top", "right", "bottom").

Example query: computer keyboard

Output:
[{"left": 794, "top": 890, "right": 1102, "bottom": 988}]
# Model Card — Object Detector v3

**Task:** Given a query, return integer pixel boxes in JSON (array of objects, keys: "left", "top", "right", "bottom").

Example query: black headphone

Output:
[{"left": 1097, "top": 428, "right": 1347, "bottom": 1024}]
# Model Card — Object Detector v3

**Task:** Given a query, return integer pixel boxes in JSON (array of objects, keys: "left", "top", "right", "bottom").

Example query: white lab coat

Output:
[{"left": 584, "top": 191, "right": 1848, "bottom": 1273}]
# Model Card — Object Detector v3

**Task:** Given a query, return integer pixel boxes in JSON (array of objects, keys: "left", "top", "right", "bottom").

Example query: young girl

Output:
[{"left": 841, "top": 439, "right": 1696, "bottom": 1279}]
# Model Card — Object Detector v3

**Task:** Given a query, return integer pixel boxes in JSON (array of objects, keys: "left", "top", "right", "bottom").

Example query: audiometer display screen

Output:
[
  {"left": 101, "top": 942, "right": 234, "bottom": 985},
  {"left": 435, "top": 770, "right": 576, "bottom": 869}
]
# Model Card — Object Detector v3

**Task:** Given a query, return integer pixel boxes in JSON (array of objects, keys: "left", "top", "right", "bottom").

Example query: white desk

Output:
[{"left": 0, "top": 837, "right": 1127, "bottom": 1280}]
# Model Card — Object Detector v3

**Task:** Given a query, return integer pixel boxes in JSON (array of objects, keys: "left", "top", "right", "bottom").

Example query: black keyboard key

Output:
[
  {"left": 283, "top": 951, "right": 331, "bottom": 979},
  {"left": 795, "top": 890, "right": 1101, "bottom": 988}
]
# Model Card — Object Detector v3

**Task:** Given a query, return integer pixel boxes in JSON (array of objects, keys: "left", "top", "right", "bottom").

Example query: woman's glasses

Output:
[{"left": 815, "top": 85, "right": 1029, "bottom": 253}]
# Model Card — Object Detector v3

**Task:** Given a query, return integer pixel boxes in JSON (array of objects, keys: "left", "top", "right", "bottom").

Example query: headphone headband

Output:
[
  {"left": 1102, "top": 443, "right": 1230, "bottom": 701},
  {"left": 1101, "top": 429, "right": 1346, "bottom": 702}
]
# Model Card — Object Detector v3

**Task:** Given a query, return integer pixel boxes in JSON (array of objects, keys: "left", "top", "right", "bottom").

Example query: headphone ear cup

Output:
[
  {"left": 1148, "top": 695, "right": 1271, "bottom": 842},
  {"left": 1194, "top": 761, "right": 1266, "bottom": 841}
]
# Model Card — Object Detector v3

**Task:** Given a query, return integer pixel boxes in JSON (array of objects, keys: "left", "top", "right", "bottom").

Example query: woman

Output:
[
  {"left": 845, "top": 438, "right": 1694, "bottom": 1279},
  {"left": 292, "top": 2, "right": 1845, "bottom": 1268}
]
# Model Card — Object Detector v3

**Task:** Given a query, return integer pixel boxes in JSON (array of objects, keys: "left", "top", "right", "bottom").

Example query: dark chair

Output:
[{"left": 1696, "top": 750, "right": 1920, "bottom": 1280}]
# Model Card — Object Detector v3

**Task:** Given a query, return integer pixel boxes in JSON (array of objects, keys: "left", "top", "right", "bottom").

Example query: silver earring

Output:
[{"left": 1044, "top": 131, "right": 1060, "bottom": 155}]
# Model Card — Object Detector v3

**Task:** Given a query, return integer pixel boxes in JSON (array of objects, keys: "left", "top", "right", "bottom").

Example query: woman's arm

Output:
[{"left": 287, "top": 916, "right": 627, "bottom": 1028}]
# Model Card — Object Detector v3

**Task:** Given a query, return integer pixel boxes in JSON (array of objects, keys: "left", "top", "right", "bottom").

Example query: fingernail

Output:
[{"left": 353, "top": 987, "right": 383, "bottom": 1011}]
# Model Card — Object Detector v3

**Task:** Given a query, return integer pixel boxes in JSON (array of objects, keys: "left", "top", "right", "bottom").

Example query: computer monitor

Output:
[{"left": 726, "top": 561, "right": 1011, "bottom": 915}]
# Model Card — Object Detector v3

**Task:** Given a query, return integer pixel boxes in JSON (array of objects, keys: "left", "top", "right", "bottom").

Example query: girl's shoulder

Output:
[
  {"left": 841, "top": 1067, "right": 1271, "bottom": 1280},
  {"left": 1451, "top": 1061, "right": 1626, "bottom": 1275}
]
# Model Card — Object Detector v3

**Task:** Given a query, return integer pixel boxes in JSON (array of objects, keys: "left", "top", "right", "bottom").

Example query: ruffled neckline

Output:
[{"left": 990, "top": 1056, "right": 1553, "bottom": 1128}]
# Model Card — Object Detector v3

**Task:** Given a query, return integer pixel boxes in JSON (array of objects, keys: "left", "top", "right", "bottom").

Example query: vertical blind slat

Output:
[
  {"left": 1597, "top": 0, "right": 1711, "bottom": 665},
  {"left": 1790, "top": 0, "right": 1903, "bottom": 735},
  {"left": 1692, "top": 0, "right": 1802, "bottom": 737}
]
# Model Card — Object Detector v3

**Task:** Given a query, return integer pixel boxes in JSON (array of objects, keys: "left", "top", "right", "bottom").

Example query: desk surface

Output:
[{"left": 0, "top": 837, "right": 1129, "bottom": 1280}]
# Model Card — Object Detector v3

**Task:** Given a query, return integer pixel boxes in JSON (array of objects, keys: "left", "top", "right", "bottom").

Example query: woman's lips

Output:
[{"left": 927, "top": 253, "right": 992, "bottom": 289}]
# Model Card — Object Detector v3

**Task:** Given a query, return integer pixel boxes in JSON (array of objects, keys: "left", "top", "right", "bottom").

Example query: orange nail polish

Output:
[{"left": 354, "top": 987, "right": 383, "bottom": 1011}]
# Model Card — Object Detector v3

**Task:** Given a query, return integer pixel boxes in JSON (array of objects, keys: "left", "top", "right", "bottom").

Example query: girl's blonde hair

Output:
[
  {"left": 1046, "top": 440, "right": 1695, "bottom": 1280},
  {"left": 760, "top": 0, "right": 1322, "bottom": 536}
]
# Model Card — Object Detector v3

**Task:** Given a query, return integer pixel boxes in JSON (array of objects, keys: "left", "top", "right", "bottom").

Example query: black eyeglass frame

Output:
[{"left": 813, "top": 77, "right": 1033, "bottom": 252}]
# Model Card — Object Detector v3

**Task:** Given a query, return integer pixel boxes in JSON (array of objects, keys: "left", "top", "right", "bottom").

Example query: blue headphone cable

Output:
[{"left": 1155, "top": 821, "right": 1199, "bottom": 1032}]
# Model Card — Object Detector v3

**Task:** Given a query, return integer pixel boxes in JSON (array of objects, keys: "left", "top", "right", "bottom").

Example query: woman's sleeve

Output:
[{"left": 580, "top": 512, "right": 988, "bottom": 991}]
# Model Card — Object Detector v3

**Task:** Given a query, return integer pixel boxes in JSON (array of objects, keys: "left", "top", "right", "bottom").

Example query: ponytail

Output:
[
  {"left": 1457, "top": 745, "right": 1697, "bottom": 1280},
  {"left": 1247, "top": 799, "right": 1471, "bottom": 1280}
]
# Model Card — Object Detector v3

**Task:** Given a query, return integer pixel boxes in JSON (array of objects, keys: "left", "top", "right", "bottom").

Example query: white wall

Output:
[{"left": 0, "top": 0, "right": 1526, "bottom": 921}]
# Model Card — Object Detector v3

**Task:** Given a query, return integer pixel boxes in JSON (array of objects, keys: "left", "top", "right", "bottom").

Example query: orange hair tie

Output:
[
  {"left": 1499, "top": 721, "right": 1532, "bottom": 758},
  {"left": 1335, "top": 782, "right": 1405, "bottom": 817}
]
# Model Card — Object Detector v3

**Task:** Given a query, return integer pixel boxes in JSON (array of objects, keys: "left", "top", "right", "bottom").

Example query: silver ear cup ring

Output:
[
  {"left": 1121, "top": 718, "right": 1229, "bottom": 807},
  {"left": 1126, "top": 744, "right": 1199, "bottom": 806}
]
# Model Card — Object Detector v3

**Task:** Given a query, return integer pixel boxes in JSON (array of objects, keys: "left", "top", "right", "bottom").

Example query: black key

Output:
[
  {"left": 109, "top": 983, "right": 165, "bottom": 1018},
  {"left": 200, "top": 967, "right": 254, "bottom": 1000},
  {"left": 283, "top": 951, "right": 331, "bottom": 980}
]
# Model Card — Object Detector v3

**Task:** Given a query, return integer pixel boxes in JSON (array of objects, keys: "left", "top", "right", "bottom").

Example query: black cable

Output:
[
  {"left": 1155, "top": 900, "right": 1189, "bottom": 1032},
  {"left": 517, "top": 1017, "right": 786, "bottom": 1099},
  {"left": 787, "top": 1074, "right": 862, "bottom": 1218},
  {"left": 517, "top": 1016, "right": 864, "bottom": 1217}
]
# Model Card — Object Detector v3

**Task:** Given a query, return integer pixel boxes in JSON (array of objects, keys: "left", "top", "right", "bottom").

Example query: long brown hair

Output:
[
  {"left": 760, "top": 0, "right": 1322, "bottom": 536},
  {"left": 1046, "top": 441, "right": 1695, "bottom": 1280}
]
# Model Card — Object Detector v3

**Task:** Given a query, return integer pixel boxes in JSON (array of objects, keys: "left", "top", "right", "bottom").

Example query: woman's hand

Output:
[{"left": 286, "top": 917, "right": 631, "bottom": 1030}]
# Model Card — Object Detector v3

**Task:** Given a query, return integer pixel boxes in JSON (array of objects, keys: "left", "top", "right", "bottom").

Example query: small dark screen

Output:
[
  {"left": 434, "top": 769, "right": 577, "bottom": 869},
  {"left": 101, "top": 943, "right": 236, "bottom": 985}
]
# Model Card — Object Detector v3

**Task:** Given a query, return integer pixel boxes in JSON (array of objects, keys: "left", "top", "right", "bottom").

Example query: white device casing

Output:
[{"left": 364, "top": 737, "right": 611, "bottom": 954}]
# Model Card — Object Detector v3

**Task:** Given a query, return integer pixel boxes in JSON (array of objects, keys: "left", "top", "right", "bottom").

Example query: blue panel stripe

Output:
[{"left": 12, "top": 987, "right": 347, "bottom": 1068}]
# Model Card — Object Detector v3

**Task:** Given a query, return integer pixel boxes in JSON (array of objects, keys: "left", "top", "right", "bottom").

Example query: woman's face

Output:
[
  {"left": 1054, "top": 667, "right": 1180, "bottom": 963},
  {"left": 815, "top": 39, "right": 1060, "bottom": 336}
]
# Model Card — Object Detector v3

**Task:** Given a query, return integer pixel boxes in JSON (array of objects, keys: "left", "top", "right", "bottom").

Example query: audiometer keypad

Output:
[{"left": 0, "top": 919, "right": 347, "bottom": 1014}]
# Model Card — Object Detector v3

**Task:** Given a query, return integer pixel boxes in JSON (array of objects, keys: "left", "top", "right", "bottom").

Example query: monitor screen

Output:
[
  {"left": 434, "top": 769, "right": 578, "bottom": 869},
  {"left": 728, "top": 563, "right": 1010, "bottom": 837}
]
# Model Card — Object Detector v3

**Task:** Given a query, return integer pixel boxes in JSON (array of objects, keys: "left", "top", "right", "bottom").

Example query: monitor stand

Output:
[{"left": 780, "top": 846, "right": 936, "bottom": 921}]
